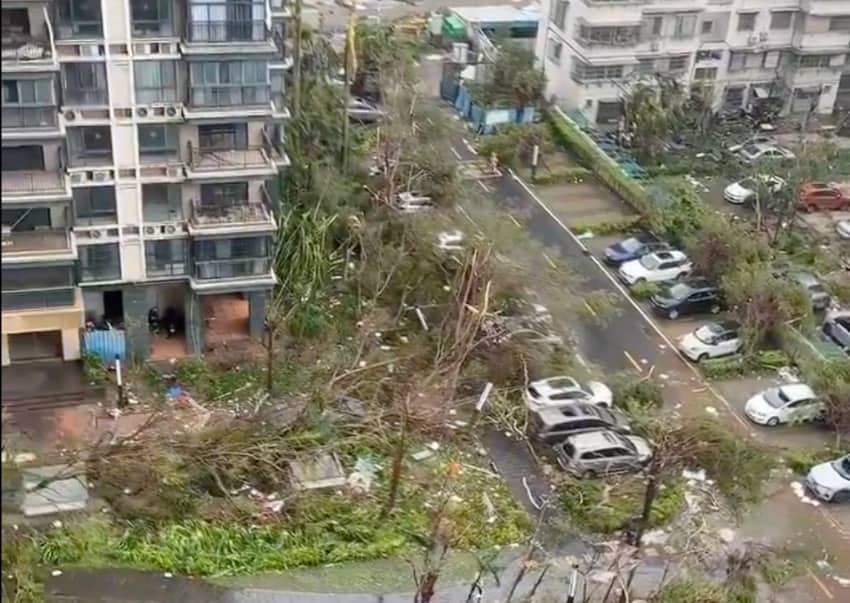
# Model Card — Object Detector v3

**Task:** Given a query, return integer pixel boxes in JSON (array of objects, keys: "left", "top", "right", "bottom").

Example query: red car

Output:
[{"left": 797, "top": 183, "right": 850, "bottom": 212}]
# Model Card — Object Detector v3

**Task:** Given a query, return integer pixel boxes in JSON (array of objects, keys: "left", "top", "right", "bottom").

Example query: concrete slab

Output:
[{"left": 533, "top": 181, "right": 637, "bottom": 227}]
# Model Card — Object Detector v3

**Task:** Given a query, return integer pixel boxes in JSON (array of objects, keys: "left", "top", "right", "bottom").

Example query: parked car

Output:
[
  {"left": 723, "top": 175, "right": 784, "bottom": 205},
  {"left": 727, "top": 135, "right": 774, "bottom": 153},
  {"left": 529, "top": 403, "right": 631, "bottom": 444},
  {"left": 744, "top": 383, "right": 824, "bottom": 426},
  {"left": 737, "top": 143, "right": 795, "bottom": 164},
  {"left": 791, "top": 271, "right": 831, "bottom": 312},
  {"left": 797, "top": 182, "right": 850, "bottom": 212},
  {"left": 524, "top": 376, "right": 613, "bottom": 411},
  {"left": 617, "top": 250, "right": 693, "bottom": 286},
  {"left": 602, "top": 234, "right": 669, "bottom": 266},
  {"left": 805, "top": 455, "right": 850, "bottom": 503},
  {"left": 393, "top": 191, "right": 434, "bottom": 213},
  {"left": 677, "top": 321, "right": 742, "bottom": 362},
  {"left": 553, "top": 430, "right": 652, "bottom": 478},
  {"left": 836, "top": 220, "right": 850, "bottom": 240},
  {"left": 347, "top": 97, "right": 384, "bottom": 123},
  {"left": 650, "top": 278, "right": 723, "bottom": 319},
  {"left": 823, "top": 309, "right": 850, "bottom": 351}
]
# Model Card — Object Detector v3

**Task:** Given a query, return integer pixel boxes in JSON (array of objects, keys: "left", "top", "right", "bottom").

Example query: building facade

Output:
[
  {"left": 1, "top": 0, "right": 291, "bottom": 367},
  {"left": 537, "top": 0, "right": 850, "bottom": 125}
]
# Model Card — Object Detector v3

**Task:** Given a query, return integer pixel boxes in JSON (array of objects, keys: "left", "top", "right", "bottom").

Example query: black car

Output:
[
  {"left": 650, "top": 278, "right": 724, "bottom": 319},
  {"left": 529, "top": 403, "right": 631, "bottom": 444}
]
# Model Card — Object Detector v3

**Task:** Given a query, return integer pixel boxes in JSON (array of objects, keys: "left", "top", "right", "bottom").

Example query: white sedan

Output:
[
  {"left": 524, "top": 376, "right": 613, "bottom": 411},
  {"left": 617, "top": 250, "right": 692, "bottom": 286},
  {"left": 723, "top": 175, "right": 785, "bottom": 205},
  {"left": 806, "top": 455, "right": 850, "bottom": 503},
  {"left": 737, "top": 143, "right": 795, "bottom": 164},
  {"left": 837, "top": 220, "right": 850, "bottom": 240},
  {"left": 677, "top": 321, "right": 742, "bottom": 362},
  {"left": 744, "top": 383, "right": 825, "bottom": 427}
]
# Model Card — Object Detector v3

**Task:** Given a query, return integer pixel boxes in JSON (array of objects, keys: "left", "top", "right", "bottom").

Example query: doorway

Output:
[{"left": 103, "top": 290, "right": 124, "bottom": 326}]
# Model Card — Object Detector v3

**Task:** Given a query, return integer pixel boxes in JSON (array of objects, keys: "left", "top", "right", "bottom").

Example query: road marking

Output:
[
  {"left": 451, "top": 147, "right": 462, "bottom": 160},
  {"left": 509, "top": 214, "right": 522, "bottom": 228},
  {"left": 542, "top": 252, "right": 558, "bottom": 270},
  {"left": 478, "top": 180, "right": 492, "bottom": 193},
  {"left": 508, "top": 167, "right": 751, "bottom": 430},
  {"left": 807, "top": 568, "right": 834, "bottom": 600},
  {"left": 583, "top": 300, "right": 598, "bottom": 318},
  {"left": 461, "top": 137, "right": 478, "bottom": 156},
  {"left": 624, "top": 350, "right": 643, "bottom": 373},
  {"left": 576, "top": 353, "right": 588, "bottom": 368}
]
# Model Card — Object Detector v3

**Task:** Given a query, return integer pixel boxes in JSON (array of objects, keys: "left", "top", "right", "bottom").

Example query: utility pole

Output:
[{"left": 292, "top": 0, "right": 303, "bottom": 119}]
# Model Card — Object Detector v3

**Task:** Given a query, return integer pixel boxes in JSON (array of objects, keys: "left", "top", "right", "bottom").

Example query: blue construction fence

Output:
[
  {"left": 83, "top": 329, "right": 126, "bottom": 364},
  {"left": 440, "top": 80, "right": 536, "bottom": 134}
]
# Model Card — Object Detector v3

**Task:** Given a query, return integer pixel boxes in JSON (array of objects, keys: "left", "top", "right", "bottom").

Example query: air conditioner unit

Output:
[
  {"left": 163, "top": 224, "right": 178, "bottom": 234},
  {"left": 650, "top": 41, "right": 660, "bottom": 52},
  {"left": 64, "top": 109, "right": 77, "bottom": 121},
  {"left": 165, "top": 105, "right": 179, "bottom": 117},
  {"left": 92, "top": 170, "right": 110, "bottom": 182},
  {"left": 89, "top": 229, "right": 104, "bottom": 239},
  {"left": 759, "top": 31, "right": 769, "bottom": 42},
  {"left": 136, "top": 106, "right": 149, "bottom": 117},
  {"left": 144, "top": 225, "right": 157, "bottom": 235},
  {"left": 747, "top": 35, "right": 759, "bottom": 46},
  {"left": 165, "top": 166, "right": 183, "bottom": 178},
  {"left": 69, "top": 172, "right": 88, "bottom": 184}
]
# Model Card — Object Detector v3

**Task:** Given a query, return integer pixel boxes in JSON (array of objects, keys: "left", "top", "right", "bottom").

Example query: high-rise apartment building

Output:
[
  {"left": 1, "top": 0, "right": 291, "bottom": 367},
  {"left": 537, "top": 0, "right": 850, "bottom": 126}
]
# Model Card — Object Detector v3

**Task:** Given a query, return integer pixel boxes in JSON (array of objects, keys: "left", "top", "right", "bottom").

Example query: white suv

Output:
[{"left": 618, "top": 250, "right": 692, "bottom": 286}]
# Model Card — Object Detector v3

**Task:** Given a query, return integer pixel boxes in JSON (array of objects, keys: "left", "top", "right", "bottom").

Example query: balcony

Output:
[
  {"left": 2, "top": 286, "right": 78, "bottom": 311},
  {"left": 1, "top": 169, "right": 71, "bottom": 202},
  {"left": 63, "top": 88, "right": 108, "bottom": 107},
  {"left": 188, "top": 197, "right": 275, "bottom": 236},
  {"left": 191, "top": 256, "right": 275, "bottom": 291},
  {"left": 183, "top": 20, "right": 275, "bottom": 55},
  {"left": 186, "top": 84, "right": 271, "bottom": 118},
  {"left": 1, "top": 229, "right": 75, "bottom": 264},
  {"left": 1, "top": 107, "right": 63, "bottom": 140},
  {"left": 1, "top": 30, "right": 55, "bottom": 72},
  {"left": 185, "top": 142, "right": 276, "bottom": 179}
]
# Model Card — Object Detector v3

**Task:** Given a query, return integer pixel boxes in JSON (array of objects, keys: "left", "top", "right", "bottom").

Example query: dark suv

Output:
[
  {"left": 529, "top": 403, "right": 631, "bottom": 444},
  {"left": 650, "top": 278, "right": 724, "bottom": 319}
]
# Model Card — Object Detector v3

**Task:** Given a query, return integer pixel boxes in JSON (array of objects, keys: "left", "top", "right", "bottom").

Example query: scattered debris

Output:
[
  {"left": 290, "top": 453, "right": 347, "bottom": 491},
  {"left": 51, "top": 570, "right": 62, "bottom": 577},
  {"left": 717, "top": 528, "right": 736, "bottom": 544},
  {"left": 704, "top": 406, "right": 719, "bottom": 416},
  {"left": 262, "top": 499, "right": 284, "bottom": 514},
  {"left": 482, "top": 492, "right": 497, "bottom": 524},
  {"left": 576, "top": 231, "right": 594, "bottom": 240},
  {"left": 682, "top": 468, "right": 707, "bottom": 483},
  {"left": 412, "top": 449, "right": 435, "bottom": 462},
  {"left": 790, "top": 481, "right": 821, "bottom": 507},
  {"left": 642, "top": 529, "right": 669, "bottom": 545}
]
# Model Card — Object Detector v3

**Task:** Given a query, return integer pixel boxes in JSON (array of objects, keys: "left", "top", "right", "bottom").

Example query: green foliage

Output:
[
  {"left": 531, "top": 166, "right": 592, "bottom": 185},
  {"left": 652, "top": 578, "right": 727, "bottom": 603},
  {"left": 629, "top": 280, "right": 662, "bottom": 300},
  {"left": 683, "top": 212, "right": 768, "bottom": 281},
  {"left": 700, "top": 349, "right": 790, "bottom": 380},
  {"left": 611, "top": 375, "right": 664, "bottom": 411},
  {"left": 467, "top": 42, "right": 545, "bottom": 108},
  {"left": 570, "top": 216, "right": 643, "bottom": 237},
  {"left": 623, "top": 80, "right": 686, "bottom": 164},
  {"left": 646, "top": 179, "right": 707, "bottom": 247},
  {"left": 476, "top": 124, "right": 551, "bottom": 168},
  {"left": 81, "top": 351, "right": 109, "bottom": 386},
  {"left": 784, "top": 446, "right": 844, "bottom": 475},
  {"left": 557, "top": 476, "right": 685, "bottom": 534}
]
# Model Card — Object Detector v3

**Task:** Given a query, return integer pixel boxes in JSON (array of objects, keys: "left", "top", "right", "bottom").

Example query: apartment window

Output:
[
  {"left": 2, "top": 266, "right": 76, "bottom": 309},
  {"left": 131, "top": 0, "right": 172, "bottom": 36},
  {"left": 142, "top": 183, "right": 182, "bottom": 221},
  {"left": 69, "top": 126, "right": 112, "bottom": 162},
  {"left": 799, "top": 55, "right": 833, "bottom": 69},
  {"left": 188, "top": 0, "right": 266, "bottom": 42},
  {"left": 763, "top": 51, "right": 781, "bottom": 69},
  {"left": 571, "top": 60, "right": 626, "bottom": 82},
  {"left": 73, "top": 186, "right": 117, "bottom": 225},
  {"left": 1, "top": 145, "right": 44, "bottom": 171},
  {"left": 547, "top": 39, "right": 562, "bottom": 64},
  {"left": 138, "top": 124, "right": 179, "bottom": 158},
  {"left": 669, "top": 56, "right": 689, "bottom": 73},
  {"left": 145, "top": 239, "right": 187, "bottom": 278},
  {"left": 578, "top": 26, "right": 639, "bottom": 47},
  {"left": 2, "top": 80, "right": 53, "bottom": 105},
  {"left": 673, "top": 14, "right": 697, "bottom": 39},
  {"left": 198, "top": 123, "right": 248, "bottom": 150},
  {"left": 62, "top": 63, "right": 108, "bottom": 105},
  {"left": 724, "top": 86, "right": 745, "bottom": 109},
  {"left": 694, "top": 67, "right": 718, "bottom": 81},
  {"left": 79, "top": 243, "right": 121, "bottom": 282},
  {"left": 830, "top": 17, "right": 850, "bottom": 32},
  {"left": 728, "top": 52, "right": 746, "bottom": 72},
  {"left": 56, "top": 0, "right": 102, "bottom": 37},
  {"left": 696, "top": 50, "right": 723, "bottom": 62},
  {"left": 189, "top": 60, "right": 269, "bottom": 107},
  {"left": 637, "top": 59, "right": 655, "bottom": 76},
  {"left": 195, "top": 236, "right": 269, "bottom": 260},
  {"left": 200, "top": 182, "right": 249, "bottom": 207},
  {"left": 550, "top": 0, "right": 568, "bottom": 31},
  {"left": 737, "top": 13, "right": 757, "bottom": 32},
  {"left": 770, "top": 11, "right": 794, "bottom": 31},
  {"left": 134, "top": 61, "right": 177, "bottom": 103},
  {"left": 2, "top": 8, "right": 30, "bottom": 36},
  {"left": 701, "top": 20, "right": 713, "bottom": 35}
]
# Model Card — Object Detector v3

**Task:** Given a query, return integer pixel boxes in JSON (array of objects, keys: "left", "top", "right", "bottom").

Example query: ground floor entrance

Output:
[{"left": 8, "top": 331, "right": 63, "bottom": 362}]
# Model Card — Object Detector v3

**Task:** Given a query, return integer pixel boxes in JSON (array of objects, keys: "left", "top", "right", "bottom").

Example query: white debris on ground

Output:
[
  {"left": 790, "top": 481, "right": 821, "bottom": 506},
  {"left": 704, "top": 406, "right": 719, "bottom": 416}
]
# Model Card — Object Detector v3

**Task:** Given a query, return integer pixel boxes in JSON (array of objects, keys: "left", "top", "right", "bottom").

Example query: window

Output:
[
  {"left": 2, "top": 8, "right": 30, "bottom": 35},
  {"left": 188, "top": 0, "right": 266, "bottom": 42},
  {"left": 578, "top": 25, "right": 640, "bottom": 47},
  {"left": 79, "top": 243, "right": 121, "bottom": 282},
  {"left": 650, "top": 16, "right": 663, "bottom": 37},
  {"left": 669, "top": 55, "right": 689, "bottom": 72},
  {"left": 728, "top": 52, "right": 746, "bottom": 72},
  {"left": 145, "top": 239, "right": 187, "bottom": 277},
  {"left": 799, "top": 55, "right": 833, "bottom": 69},
  {"left": 134, "top": 61, "right": 177, "bottom": 103},
  {"left": 547, "top": 39, "right": 562, "bottom": 64},
  {"left": 701, "top": 20, "right": 713, "bottom": 35},
  {"left": 131, "top": 0, "right": 172, "bottom": 36},
  {"left": 770, "top": 11, "right": 794, "bottom": 30},
  {"left": 189, "top": 60, "right": 269, "bottom": 106},
  {"left": 571, "top": 60, "right": 626, "bottom": 82},
  {"left": 62, "top": 63, "right": 108, "bottom": 105},
  {"left": 638, "top": 59, "right": 655, "bottom": 76},
  {"left": 71, "top": 126, "right": 112, "bottom": 157},
  {"left": 830, "top": 16, "right": 850, "bottom": 32},
  {"left": 2, "top": 80, "right": 53, "bottom": 105},
  {"left": 194, "top": 236, "right": 269, "bottom": 260},
  {"left": 673, "top": 14, "right": 697, "bottom": 38},
  {"left": 73, "top": 186, "right": 117, "bottom": 225},
  {"left": 694, "top": 67, "right": 717, "bottom": 80},
  {"left": 198, "top": 123, "right": 248, "bottom": 150},
  {"left": 142, "top": 183, "right": 182, "bottom": 221},
  {"left": 137, "top": 124, "right": 178, "bottom": 157},
  {"left": 724, "top": 86, "right": 745, "bottom": 109},
  {"left": 200, "top": 182, "right": 248, "bottom": 206},
  {"left": 550, "top": 0, "right": 568, "bottom": 31},
  {"left": 737, "top": 12, "right": 757, "bottom": 32},
  {"left": 763, "top": 51, "right": 781, "bottom": 69},
  {"left": 57, "top": 0, "right": 103, "bottom": 37}
]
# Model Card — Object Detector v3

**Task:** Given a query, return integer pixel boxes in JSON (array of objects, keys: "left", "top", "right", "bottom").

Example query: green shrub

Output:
[
  {"left": 81, "top": 352, "right": 109, "bottom": 386},
  {"left": 611, "top": 375, "right": 664, "bottom": 410},
  {"left": 701, "top": 349, "right": 790, "bottom": 380},
  {"left": 531, "top": 166, "right": 592, "bottom": 185},
  {"left": 784, "top": 446, "right": 843, "bottom": 475},
  {"left": 629, "top": 280, "right": 662, "bottom": 300},
  {"left": 570, "top": 216, "right": 643, "bottom": 237},
  {"left": 652, "top": 578, "right": 726, "bottom": 603}
]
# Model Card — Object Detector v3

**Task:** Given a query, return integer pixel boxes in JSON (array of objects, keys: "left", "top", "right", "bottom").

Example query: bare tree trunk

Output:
[
  {"left": 634, "top": 471, "right": 659, "bottom": 549},
  {"left": 381, "top": 400, "right": 409, "bottom": 518},
  {"left": 292, "top": 0, "right": 303, "bottom": 119},
  {"left": 265, "top": 322, "right": 276, "bottom": 395}
]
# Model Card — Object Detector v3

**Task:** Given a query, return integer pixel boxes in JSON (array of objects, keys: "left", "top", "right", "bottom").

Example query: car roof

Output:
[
  {"left": 532, "top": 376, "right": 580, "bottom": 394},
  {"left": 778, "top": 383, "right": 816, "bottom": 401},
  {"left": 651, "top": 250, "right": 686, "bottom": 262},
  {"left": 565, "top": 430, "right": 624, "bottom": 451},
  {"left": 792, "top": 271, "right": 820, "bottom": 285},
  {"left": 535, "top": 403, "right": 603, "bottom": 425},
  {"left": 714, "top": 319, "right": 741, "bottom": 332}
]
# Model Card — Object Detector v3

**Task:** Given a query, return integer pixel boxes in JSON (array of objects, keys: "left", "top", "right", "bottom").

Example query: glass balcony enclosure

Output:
[
  {"left": 189, "top": 60, "right": 269, "bottom": 107},
  {"left": 2, "top": 79, "right": 57, "bottom": 129},
  {"left": 56, "top": 0, "right": 103, "bottom": 39},
  {"left": 62, "top": 63, "right": 109, "bottom": 106},
  {"left": 2, "top": 265, "right": 77, "bottom": 310},
  {"left": 73, "top": 186, "right": 116, "bottom": 226},
  {"left": 131, "top": 0, "right": 174, "bottom": 37},
  {"left": 79, "top": 242, "right": 121, "bottom": 282},
  {"left": 145, "top": 239, "right": 188, "bottom": 278},
  {"left": 68, "top": 126, "right": 112, "bottom": 167},
  {"left": 187, "top": 0, "right": 267, "bottom": 43},
  {"left": 134, "top": 61, "right": 178, "bottom": 104},
  {"left": 192, "top": 235, "right": 271, "bottom": 280}
]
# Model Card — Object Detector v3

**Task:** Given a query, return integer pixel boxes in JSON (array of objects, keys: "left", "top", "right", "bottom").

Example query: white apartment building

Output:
[
  {"left": 1, "top": 0, "right": 291, "bottom": 369},
  {"left": 536, "top": 0, "right": 850, "bottom": 126}
]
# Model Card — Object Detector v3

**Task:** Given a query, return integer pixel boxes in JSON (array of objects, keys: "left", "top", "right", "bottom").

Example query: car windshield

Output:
[
  {"left": 667, "top": 283, "right": 693, "bottom": 300},
  {"left": 742, "top": 144, "right": 761, "bottom": 156},
  {"left": 640, "top": 255, "right": 660, "bottom": 270},
  {"left": 764, "top": 387, "right": 790, "bottom": 409},
  {"left": 738, "top": 178, "right": 756, "bottom": 189},
  {"left": 618, "top": 435, "right": 637, "bottom": 454},
  {"left": 619, "top": 238, "right": 642, "bottom": 252},
  {"left": 694, "top": 325, "right": 720, "bottom": 345},
  {"left": 834, "top": 457, "right": 850, "bottom": 480}
]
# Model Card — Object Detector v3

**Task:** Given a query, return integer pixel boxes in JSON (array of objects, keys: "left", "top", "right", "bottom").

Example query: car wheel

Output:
[
  {"left": 697, "top": 353, "right": 708, "bottom": 362},
  {"left": 766, "top": 417, "right": 780, "bottom": 427},
  {"left": 710, "top": 304, "right": 721, "bottom": 314},
  {"left": 832, "top": 491, "right": 850, "bottom": 504},
  {"left": 668, "top": 309, "right": 679, "bottom": 319}
]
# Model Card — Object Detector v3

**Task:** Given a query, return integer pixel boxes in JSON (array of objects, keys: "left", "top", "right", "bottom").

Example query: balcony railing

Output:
[
  {"left": 55, "top": 19, "right": 103, "bottom": 40},
  {"left": 187, "top": 20, "right": 268, "bottom": 43},
  {"left": 132, "top": 19, "right": 175, "bottom": 38},
  {"left": 1, "top": 169, "right": 67, "bottom": 197},
  {"left": 64, "top": 88, "right": 108, "bottom": 106},
  {"left": 187, "top": 142, "right": 272, "bottom": 172},
  {"left": 2, "top": 106, "right": 58, "bottom": 129},
  {"left": 189, "top": 198, "right": 272, "bottom": 228},
  {"left": 1, "top": 31, "right": 52, "bottom": 63},
  {"left": 146, "top": 259, "right": 188, "bottom": 278},
  {"left": 135, "top": 87, "right": 179, "bottom": 104},
  {"left": 193, "top": 257, "right": 271, "bottom": 280},
  {"left": 189, "top": 85, "right": 269, "bottom": 108},
  {"left": 1, "top": 228, "right": 71, "bottom": 255},
  {"left": 79, "top": 262, "right": 120, "bottom": 283},
  {"left": 2, "top": 287, "right": 76, "bottom": 311}
]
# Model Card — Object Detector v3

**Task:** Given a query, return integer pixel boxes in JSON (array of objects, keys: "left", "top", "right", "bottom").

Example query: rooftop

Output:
[{"left": 450, "top": 4, "right": 541, "bottom": 26}]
